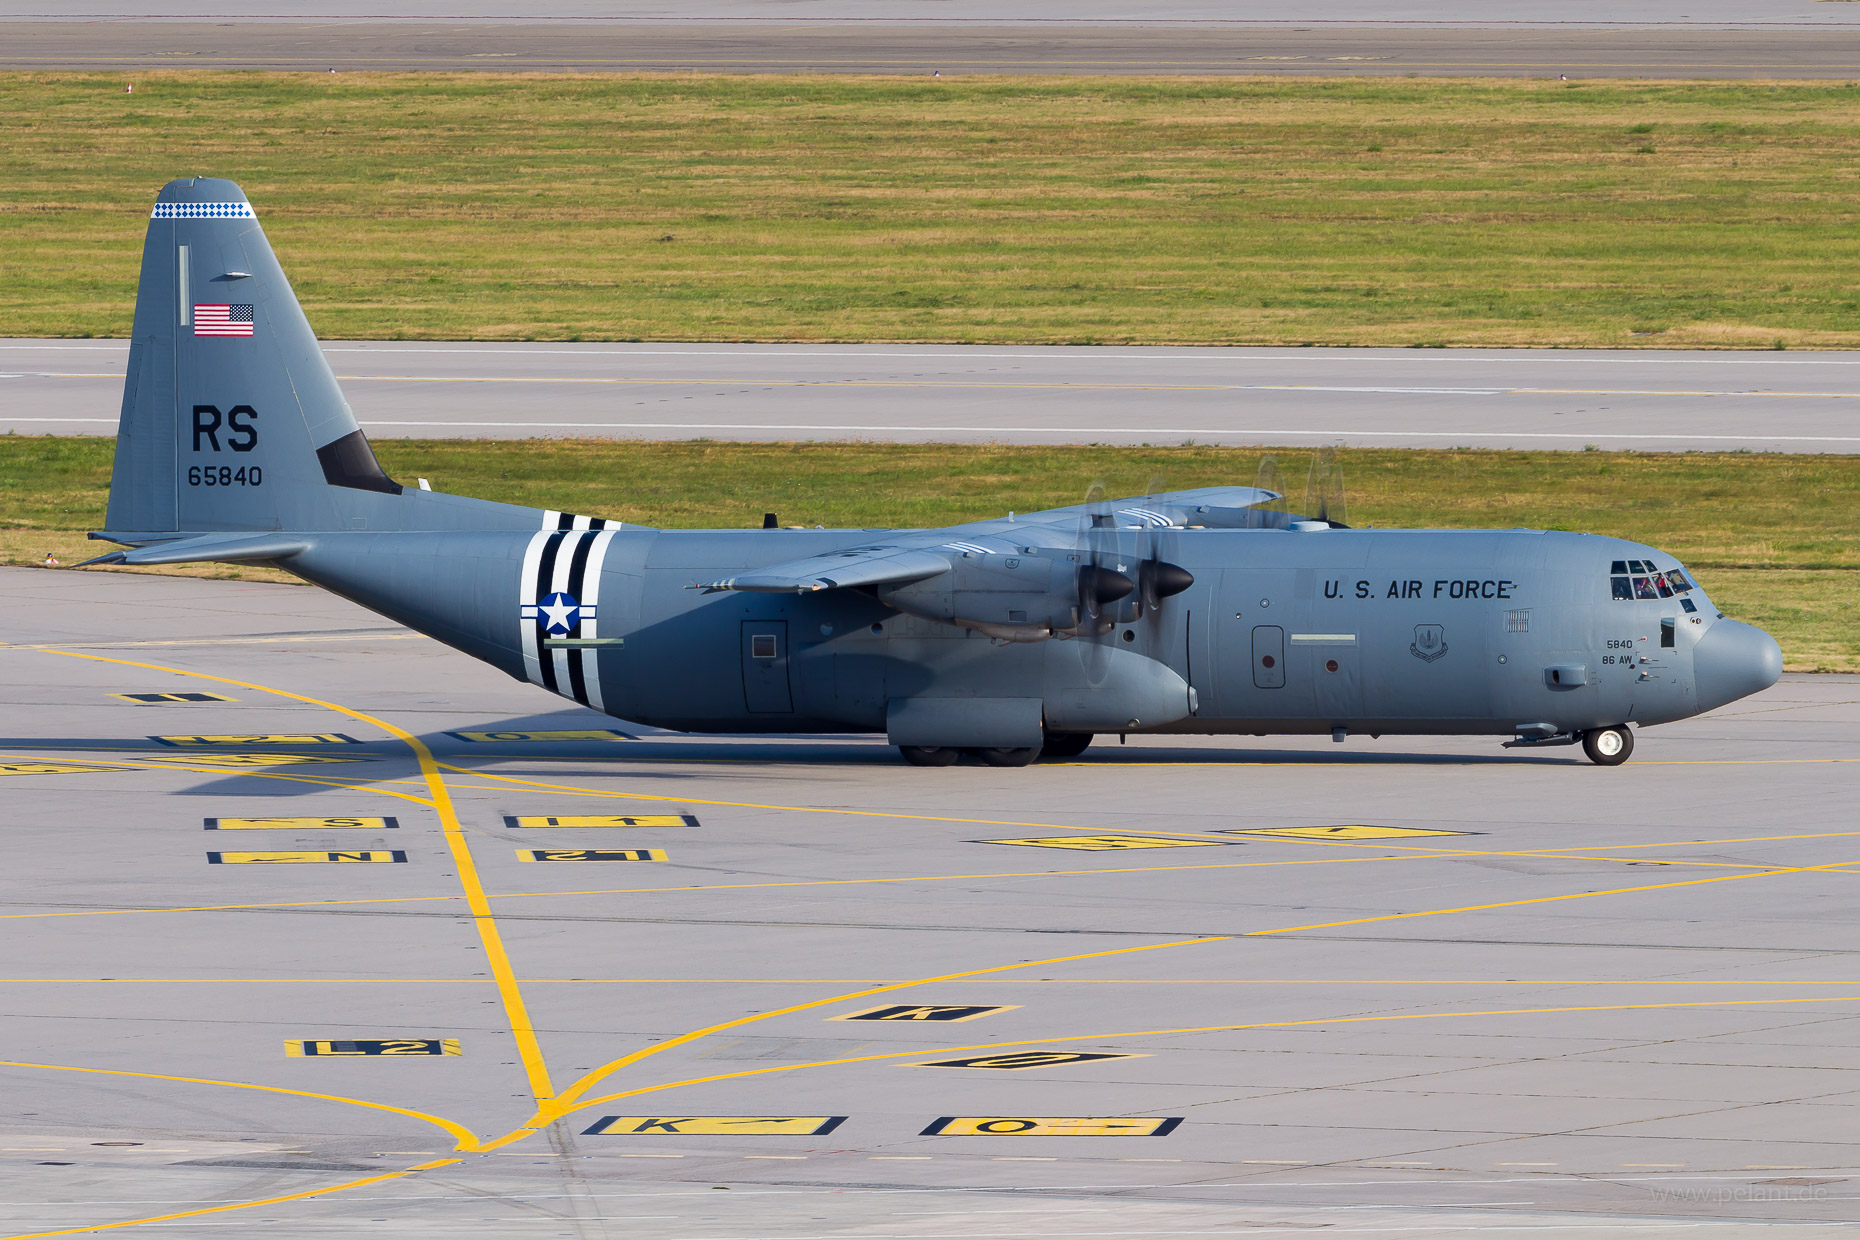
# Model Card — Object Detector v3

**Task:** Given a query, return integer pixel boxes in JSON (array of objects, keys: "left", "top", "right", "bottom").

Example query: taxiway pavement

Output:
[
  {"left": 2, "top": 563, "right": 1858, "bottom": 1237},
  {"left": 7, "top": 339, "right": 1860, "bottom": 452}
]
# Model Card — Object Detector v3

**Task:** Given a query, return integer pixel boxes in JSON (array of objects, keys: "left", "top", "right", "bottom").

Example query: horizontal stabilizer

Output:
[
  {"left": 78, "top": 531, "right": 310, "bottom": 568},
  {"left": 694, "top": 547, "right": 952, "bottom": 594}
]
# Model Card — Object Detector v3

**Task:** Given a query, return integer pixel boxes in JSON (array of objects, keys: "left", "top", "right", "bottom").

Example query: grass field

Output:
[
  {"left": 8, "top": 73, "right": 1860, "bottom": 347},
  {"left": 4, "top": 437, "right": 1854, "bottom": 671}
]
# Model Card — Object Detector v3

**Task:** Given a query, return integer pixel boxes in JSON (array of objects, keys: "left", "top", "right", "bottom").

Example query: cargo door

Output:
[{"left": 741, "top": 621, "right": 793, "bottom": 713}]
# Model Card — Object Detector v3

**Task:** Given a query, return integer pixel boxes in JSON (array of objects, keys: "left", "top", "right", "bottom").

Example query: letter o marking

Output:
[{"left": 976, "top": 1119, "right": 1039, "bottom": 1134}]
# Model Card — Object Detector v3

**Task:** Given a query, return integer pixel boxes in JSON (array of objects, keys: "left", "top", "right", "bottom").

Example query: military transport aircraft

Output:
[{"left": 81, "top": 179, "right": 1784, "bottom": 766}]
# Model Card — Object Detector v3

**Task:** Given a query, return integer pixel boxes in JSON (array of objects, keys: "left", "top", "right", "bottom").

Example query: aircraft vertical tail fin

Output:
[{"left": 104, "top": 177, "right": 403, "bottom": 540}]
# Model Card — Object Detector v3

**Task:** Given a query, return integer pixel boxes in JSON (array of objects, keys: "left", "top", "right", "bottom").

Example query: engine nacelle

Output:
[{"left": 877, "top": 552, "right": 1080, "bottom": 639}]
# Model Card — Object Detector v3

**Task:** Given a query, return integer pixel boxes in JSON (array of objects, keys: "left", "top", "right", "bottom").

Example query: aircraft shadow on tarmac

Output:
[{"left": 6, "top": 734, "right": 1582, "bottom": 778}]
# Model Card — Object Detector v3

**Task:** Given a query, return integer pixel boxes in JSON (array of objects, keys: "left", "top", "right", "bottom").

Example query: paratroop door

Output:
[{"left": 1252, "top": 625, "right": 1286, "bottom": 689}]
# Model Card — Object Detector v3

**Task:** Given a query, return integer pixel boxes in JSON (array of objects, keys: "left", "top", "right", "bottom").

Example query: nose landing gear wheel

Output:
[
  {"left": 899, "top": 745, "right": 960, "bottom": 767},
  {"left": 1582, "top": 725, "right": 1634, "bottom": 766}
]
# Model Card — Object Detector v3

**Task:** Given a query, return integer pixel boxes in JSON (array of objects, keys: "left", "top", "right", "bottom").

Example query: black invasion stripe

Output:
[
  {"left": 563, "top": 531, "right": 597, "bottom": 705},
  {"left": 556, "top": 511, "right": 575, "bottom": 530},
  {"left": 533, "top": 531, "right": 569, "bottom": 694},
  {"left": 588, "top": 517, "right": 607, "bottom": 530}
]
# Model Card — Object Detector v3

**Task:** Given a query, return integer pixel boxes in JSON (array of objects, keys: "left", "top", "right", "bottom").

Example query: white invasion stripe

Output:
[
  {"left": 151, "top": 202, "right": 254, "bottom": 219},
  {"left": 541, "top": 509, "right": 562, "bottom": 530},
  {"left": 517, "top": 531, "right": 551, "bottom": 688},
  {"left": 548, "top": 532, "right": 582, "bottom": 695},
  {"left": 571, "top": 513, "right": 594, "bottom": 530},
  {"left": 1290, "top": 633, "right": 1358, "bottom": 644},
  {"left": 578, "top": 528, "right": 618, "bottom": 715}
]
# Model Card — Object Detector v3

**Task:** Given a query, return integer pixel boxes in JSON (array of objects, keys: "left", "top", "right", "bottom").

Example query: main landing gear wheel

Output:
[
  {"left": 899, "top": 745, "right": 960, "bottom": 767},
  {"left": 1040, "top": 732, "right": 1093, "bottom": 761},
  {"left": 1582, "top": 725, "right": 1634, "bottom": 766},
  {"left": 973, "top": 746, "right": 1040, "bottom": 767}
]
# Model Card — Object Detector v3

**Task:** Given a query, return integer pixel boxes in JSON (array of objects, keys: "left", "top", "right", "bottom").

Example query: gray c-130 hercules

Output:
[{"left": 83, "top": 179, "right": 1785, "bottom": 766}]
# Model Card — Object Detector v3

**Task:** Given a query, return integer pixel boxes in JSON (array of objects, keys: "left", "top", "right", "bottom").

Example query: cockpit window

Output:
[{"left": 1611, "top": 560, "right": 1695, "bottom": 600}]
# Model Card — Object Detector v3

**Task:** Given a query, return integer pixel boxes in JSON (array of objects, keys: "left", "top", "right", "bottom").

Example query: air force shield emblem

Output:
[{"left": 1410, "top": 623, "right": 1448, "bottom": 663}]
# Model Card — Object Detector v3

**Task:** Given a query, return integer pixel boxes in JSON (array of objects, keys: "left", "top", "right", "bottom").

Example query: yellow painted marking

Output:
[
  {"left": 1231, "top": 825, "right": 1469, "bottom": 840},
  {"left": 923, "top": 1116, "right": 1180, "bottom": 1137},
  {"left": 504, "top": 814, "right": 696, "bottom": 829},
  {"left": 834, "top": 1003, "right": 1017, "bottom": 1024},
  {"left": 111, "top": 691, "right": 234, "bottom": 704},
  {"left": 1248, "top": 860, "right": 1845, "bottom": 940},
  {"left": 584, "top": 1116, "right": 845, "bottom": 1137},
  {"left": 517, "top": 848, "right": 666, "bottom": 863},
  {"left": 0, "top": 761, "right": 128, "bottom": 776},
  {"left": 486, "top": 933, "right": 1226, "bottom": 1151},
  {"left": 208, "top": 850, "right": 405, "bottom": 865},
  {"left": 286, "top": 1039, "right": 460, "bottom": 1057},
  {"left": 16, "top": 975, "right": 1860, "bottom": 988},
  {"left": 915, "top": 1051, "right": 1144, "bottom": 1070},
  {"left": 573, "top": 991, "right": 1860, "bottom": 1121},
  {"left": 38, "top": 648, "right": 556, "bottom": 1106},
  {"left": 0, "top": 1169, "right": 438, "bottom": 1240},
  {"left": 206, "top": 816, "right": 397, "bottom": 831},
  {"left": 150, "top": 752, "right": 369, "bottom": 767},
  {"left": 451, "top": 729, "right": 628, "bottom": 743},
  {"left": 155, "top": 733, "right": 359, "bottom": 746},
  {"left": 982, "top": 834, "right": 1226, "bottom": 851},
  {"left": 0, "top": 1058, "right": 475, "bottom": 1148}
]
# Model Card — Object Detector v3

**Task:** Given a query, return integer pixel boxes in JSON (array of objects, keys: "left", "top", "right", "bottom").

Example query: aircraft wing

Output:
[
  {"left": 693, "top": 545, "right": 954, "bottom": 594},
  {"left": 958, "top": 485, "right": 1283, "bottom": 532},
  {"left": 692, "top": 486, "right": 1280, "bottom": 595}
]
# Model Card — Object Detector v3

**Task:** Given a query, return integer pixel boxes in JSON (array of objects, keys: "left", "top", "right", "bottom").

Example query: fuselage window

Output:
[
  {"left": 1680, "top": 597, "right": 1698, "bottom": 614},
  {"left": 1661, "top": 617, "right": 1676, "bottom": 648}
]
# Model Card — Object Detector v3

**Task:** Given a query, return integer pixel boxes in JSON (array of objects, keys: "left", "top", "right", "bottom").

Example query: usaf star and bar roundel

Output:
[{"left": 523, "top": 591, "right": 594, "bottom": 636}]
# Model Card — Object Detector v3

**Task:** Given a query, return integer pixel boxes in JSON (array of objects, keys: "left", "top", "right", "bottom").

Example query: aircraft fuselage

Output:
[{"left": 287, "top": 523, "right": 1778, "bottom": 744}]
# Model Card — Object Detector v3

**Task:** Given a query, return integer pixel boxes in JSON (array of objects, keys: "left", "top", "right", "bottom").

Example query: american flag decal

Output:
[{"left": 194, "top": 304, "right": 255, "bottom": 337}]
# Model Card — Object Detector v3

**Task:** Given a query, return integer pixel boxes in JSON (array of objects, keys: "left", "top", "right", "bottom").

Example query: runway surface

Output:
[
  {"left": 2, "top": 564, "right": 1859, "bottom": 1237},
  {"left": 6, "top": 18, "right": 1860, "bottom": 75},
  {"left": 7, "top": 339, "right": 1860, "bottom": 452},
  {"left": 9, "top": 0, "right": 1857, "bottom": 23}
]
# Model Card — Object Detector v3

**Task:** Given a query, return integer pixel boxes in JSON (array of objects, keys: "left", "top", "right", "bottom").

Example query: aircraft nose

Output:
[{"left": 1692, "top": 619, "right": 1783, "bottom": 712}]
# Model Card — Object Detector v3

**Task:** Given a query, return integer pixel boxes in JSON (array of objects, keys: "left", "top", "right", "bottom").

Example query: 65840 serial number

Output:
[{"left": 188, "top": 465, "right": 262, "bottom": 487}]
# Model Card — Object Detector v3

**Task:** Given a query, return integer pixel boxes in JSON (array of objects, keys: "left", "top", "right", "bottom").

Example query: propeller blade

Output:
[
  {"left": 1304, "top": 446, "right": 1350, "bottom": 528},
  {"left": 1253, "top": 455, "right": 1291, "bottom": 529}
]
